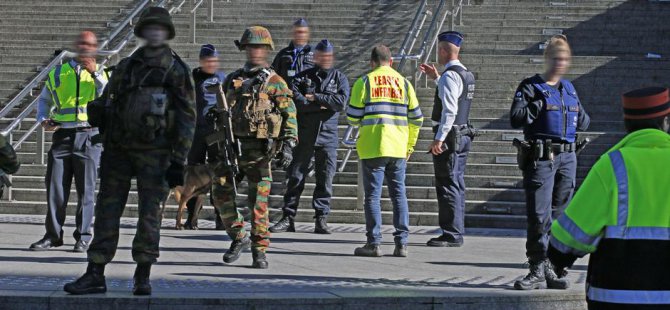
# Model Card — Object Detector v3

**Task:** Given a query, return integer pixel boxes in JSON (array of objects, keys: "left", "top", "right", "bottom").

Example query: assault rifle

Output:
[{"left": 206, "top": 83, "right": 242, "bottom": 195}]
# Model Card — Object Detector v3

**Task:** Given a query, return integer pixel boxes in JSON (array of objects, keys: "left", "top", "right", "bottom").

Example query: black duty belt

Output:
[
  {"left": 550, "top": 142, "right": 576, "bottom": 153},
  {"left": 58, "top": 127, "right": 96, "bottom": 133}
]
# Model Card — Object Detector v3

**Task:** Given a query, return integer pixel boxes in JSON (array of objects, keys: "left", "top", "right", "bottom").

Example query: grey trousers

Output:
[{"left": 44, "top": 128, "right": 101, "bottom": 243}]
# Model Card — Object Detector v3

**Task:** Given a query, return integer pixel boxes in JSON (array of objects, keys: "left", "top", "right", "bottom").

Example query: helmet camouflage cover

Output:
[{"left": 235, "top": 26, "right": 274, "bottom": 51}]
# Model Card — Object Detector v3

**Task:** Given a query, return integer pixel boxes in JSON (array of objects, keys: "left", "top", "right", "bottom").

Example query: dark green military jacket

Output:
[
  {"left": 0, "top": 134, "right": 19, "bottom": 175},
  {"left": 99, "top": 47, "right": 196, "bottom": 164}
]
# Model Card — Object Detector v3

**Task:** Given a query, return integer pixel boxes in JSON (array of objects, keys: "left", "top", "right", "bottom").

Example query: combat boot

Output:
[
  {"left": 63, "top": 263, "right": 107, "bottom": 295},
  {"left": 544, "top": 259, "right": 570, "bottom": 289},
  {"left": 223, "top": 236, "right": 251, "bottom": 264},
  {"left": 354, "top": 243, "right": 383, "bottom": 257},
  {"left": 314, "top": 216, "right": 331, "bottom": 234},
  {"left": 269, "top": 216, "right": 295, "bottom": 233},
  {"left": 251, "top": 248, "right": 269, "bottom": 269},
  {"left": 514, "top": 260, "right": 546, "bottom": 290},
  {"left": 133, "top": 263, "right": 152, "bottom": 295}
]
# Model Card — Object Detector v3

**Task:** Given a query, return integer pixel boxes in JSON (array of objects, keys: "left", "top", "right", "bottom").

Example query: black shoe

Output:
[
  {"left": 251, "top": 248, "right": 269, "bottom": 269},
  {"left": 63, "top": 263, "right": 107, "bottom": 295},
  {"left": 393, "top": 244, "right": 408, "bottom": 257},
  {"left": 514, "top": 260, "right": 546, "bottom": 290},
  {"left": 73, "top": 240, "right": 89, "bottom": 253},
  {"left": 223, "top": 236, "right": 251, "bottom": 264},
  {"left": 29, "top": 238, "right": 63, "bottom": 251},
  {"left": 314, "top": 216, "right": 331, "bottom": 234},
  {"left": 544, "top": 260, "right": 570, "bottom": 289},
  {"left": 133, "top": 264, "right": 152, "bottom": 296},
  {"left": 183, "top": 221, "right": 198, "bottom": 230},
  {"left": 426, "top": 235, "right": 463, "bottom": 247},
  {"left": 269, "top": 216, "right": 295, "bottom": 233},
  {"left": 354, "top": 243, "right": 383, "bottom": 257}
]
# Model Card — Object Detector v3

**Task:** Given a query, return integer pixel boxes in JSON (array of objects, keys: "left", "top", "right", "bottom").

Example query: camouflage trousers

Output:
[
  {"left": 212, "top": 141, "right": 272, "bottom": 252},
  {"left": 87, "top": 148, "right": 170, "bottom": 265}
]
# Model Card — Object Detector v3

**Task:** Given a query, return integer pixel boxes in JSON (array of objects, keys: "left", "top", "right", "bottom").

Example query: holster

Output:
[{"left": 512, "top": 138, "right": 533, "bottom": 170}]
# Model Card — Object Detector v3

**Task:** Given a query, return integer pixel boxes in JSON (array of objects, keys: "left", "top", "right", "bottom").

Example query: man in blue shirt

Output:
[{"left": 30, "top": 31, "right": 107, "bottom": 253}]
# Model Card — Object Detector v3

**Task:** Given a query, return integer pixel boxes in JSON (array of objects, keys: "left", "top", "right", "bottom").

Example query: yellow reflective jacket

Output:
[
  {"left": 549, "top": 129, "right": 670, "bottom": 307},
  {"left": 347, "top": 65, "right": 423, "bottom": 159},
  {"left": 45, "top": 62, "right": 107, "bottom": 123}
]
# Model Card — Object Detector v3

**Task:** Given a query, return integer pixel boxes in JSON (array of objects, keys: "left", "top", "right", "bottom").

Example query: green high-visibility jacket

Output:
[
  {"left": 45, "top": 62, "right": 108, "bottom": 123},
  {"left": 548, "top": 128, "right": 670, "bottom": 308}
]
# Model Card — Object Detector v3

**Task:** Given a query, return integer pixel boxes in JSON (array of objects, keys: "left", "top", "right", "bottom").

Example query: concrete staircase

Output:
[{"left": 3, "top": 0, "right": 669, "bottom": 230}]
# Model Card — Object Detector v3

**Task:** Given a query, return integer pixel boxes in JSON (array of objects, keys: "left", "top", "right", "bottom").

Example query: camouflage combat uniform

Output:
[
  {"left": 86, "top": 46, "right": 195, "bottom": 265},
  {"left": 212, "top": 65, "right": 298, "bottom": 253}
]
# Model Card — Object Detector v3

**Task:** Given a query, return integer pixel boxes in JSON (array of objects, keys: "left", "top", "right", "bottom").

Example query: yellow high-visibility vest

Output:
[
  {"left": 45, "top": 62, "right": 107, "bottom": 123},
  {"left": 347, "top": 65, "right": 423, "bottom": 159}
]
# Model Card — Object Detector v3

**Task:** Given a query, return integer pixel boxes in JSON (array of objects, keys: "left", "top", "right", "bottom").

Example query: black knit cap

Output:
[{"left": 134, "top": 7, "right": 176, "bottom": 40}]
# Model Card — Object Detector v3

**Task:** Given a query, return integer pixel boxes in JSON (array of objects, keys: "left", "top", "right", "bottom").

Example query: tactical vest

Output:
[
  {"left": 46, "top": 62, "right": 108, "bottom": 123},
  {"left": 527, "top": 79, "right": 580, "bottom": 143},
  {"left": 226, "top": 68, "right": 283, "bottom": 139},
  {"left": 110, "top": 59, "right": 177, "bottom": 144},
  {"left": 431, "top": 65, "right": 475, "bottom": 126}
]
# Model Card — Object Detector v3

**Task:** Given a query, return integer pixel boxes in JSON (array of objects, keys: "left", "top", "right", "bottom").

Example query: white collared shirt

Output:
[{"left": 433, "top": 59, "right": 466, "bottom": 141}]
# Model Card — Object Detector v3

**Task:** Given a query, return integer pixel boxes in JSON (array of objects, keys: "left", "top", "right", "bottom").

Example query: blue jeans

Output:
[{"left": 361, "top": 157, "right": 409, "bottom": 246}]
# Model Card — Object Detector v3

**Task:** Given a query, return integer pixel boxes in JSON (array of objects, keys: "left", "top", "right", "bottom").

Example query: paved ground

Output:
[{"left": 0, "top": 215, "right": 589, "bottom": 309}]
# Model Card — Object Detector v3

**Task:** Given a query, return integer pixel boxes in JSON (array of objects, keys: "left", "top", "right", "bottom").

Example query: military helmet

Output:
[
  {"left": 134, "top": 7, "right": 176, "bottom": 40},
  {"left": 234, "top": 26, "right": 274, "bottom": 51}
]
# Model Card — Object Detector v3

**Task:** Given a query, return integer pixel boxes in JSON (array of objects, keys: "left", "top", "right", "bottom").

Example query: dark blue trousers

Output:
[
  {"left": 282, "top": 143, "right": 336, "bottom": 218},
  {"left": 433, "top": 136, "right": 471, "bottom": 244},
  {"left": 523, "top": 151, "right": 577, "bottom": 262},
  {"left": 44, "top": 128, "right": 101, "bottom": 243}
]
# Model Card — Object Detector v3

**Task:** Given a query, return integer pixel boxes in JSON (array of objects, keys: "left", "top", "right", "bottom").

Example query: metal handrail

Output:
[
  {"left": 1, "top": 0, "right": 176, "bottom": 144},
  {"left": 396, "top": 0, "right": 429, "bottom": 71},
  {"left": 0, "top": 0, "right": 152, "bottom": 122}
]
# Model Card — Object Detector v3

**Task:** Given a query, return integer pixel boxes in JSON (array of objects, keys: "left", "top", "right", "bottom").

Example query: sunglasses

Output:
[{"left": 77, "top": 41, "right": 98, "bottom": 48}]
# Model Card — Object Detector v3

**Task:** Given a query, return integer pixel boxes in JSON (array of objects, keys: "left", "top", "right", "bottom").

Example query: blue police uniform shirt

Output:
[
  {"left": 272, "top": 42, "right": 315, "bottom": 84},
  {"left": 510, "top": 74, "right": 590, "bottom": 143},
  {"left": 192, "top": 67, "right": 226, "bottom": 132},
  {"left": 290, "top": 66, "right": 350, "bottom": 148}
]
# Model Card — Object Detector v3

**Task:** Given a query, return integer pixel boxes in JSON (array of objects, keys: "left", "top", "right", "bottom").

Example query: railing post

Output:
[
  {"left": 356, "top": 160, "right": 363, "bottom": 212},
  {"left": 5, "top": 133, "right": 12, "bottom": 201},
  {"left": 36, "top": 126, "right": 45, "bottom": 165},
  {"left": 458, "top": 2, "right": 463, "bottom": 26},
  {"left": 451, "top": 0, "right": 456, "bottom": 31},
  {"left": 209, "top": 0, "right": 214, "bottom": 22},
  {"left": 191, "top": 5, "right": 197, "bottom": 43}
]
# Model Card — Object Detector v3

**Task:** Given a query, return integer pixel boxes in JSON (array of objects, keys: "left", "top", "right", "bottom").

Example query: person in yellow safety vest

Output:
[
  {"left": 548, "top": 87, "right": 670, "bottom": 310},
  {"left": 29, "top": 31, "right": 108, "bottom": 253},
  {"left": 347, "top": 44, "right": 423, "bottom": 257}
]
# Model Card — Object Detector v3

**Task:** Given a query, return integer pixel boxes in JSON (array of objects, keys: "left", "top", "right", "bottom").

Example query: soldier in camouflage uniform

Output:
[
  {"left": 210, "top": 26, "right": 298, "bottom": 269},
  {"left": 0, "top": 133, "right": 20, "bottom": 198},
  {"left": 64, "top": 7, "right": 196, "bottom": 295}
]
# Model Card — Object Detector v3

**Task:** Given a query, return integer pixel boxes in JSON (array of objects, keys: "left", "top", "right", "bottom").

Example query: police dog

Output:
[{"left": 162, "top": 164, "right": 213, "bottom": 230}]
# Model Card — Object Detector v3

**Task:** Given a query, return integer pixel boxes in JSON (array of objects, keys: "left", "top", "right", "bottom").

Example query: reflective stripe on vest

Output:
[
  {"left": 359, "top": 74, "right": 410, "bottom": 127},
  {"left": 46, "top": 63, "right": 106, "bottom": 123},
  {"left": 527, "top": 79, "right": 580, "bottom": 143},
  {"left": 585, "top": 149, "right": 670, "bottom": 305}
]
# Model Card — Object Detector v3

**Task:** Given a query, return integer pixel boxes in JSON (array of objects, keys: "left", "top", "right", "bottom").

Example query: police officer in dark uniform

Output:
[
  {"left": 270, "top": 39, "right": 349, "bottom": 234},
  {"left": 510, "top": 35, "right": 590, "bottom": 290},
  {"left": 64, "top": 7, "right": 196, "bottom": 296},
  {"left": 184, "top": 44, "right": 226, "bottom": 230},
  {"left": 271, "top": 18, "right": 314, "bottom": 85},
  {"left": 419, "top": 32, "right": 476, "bottom": 248}
]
